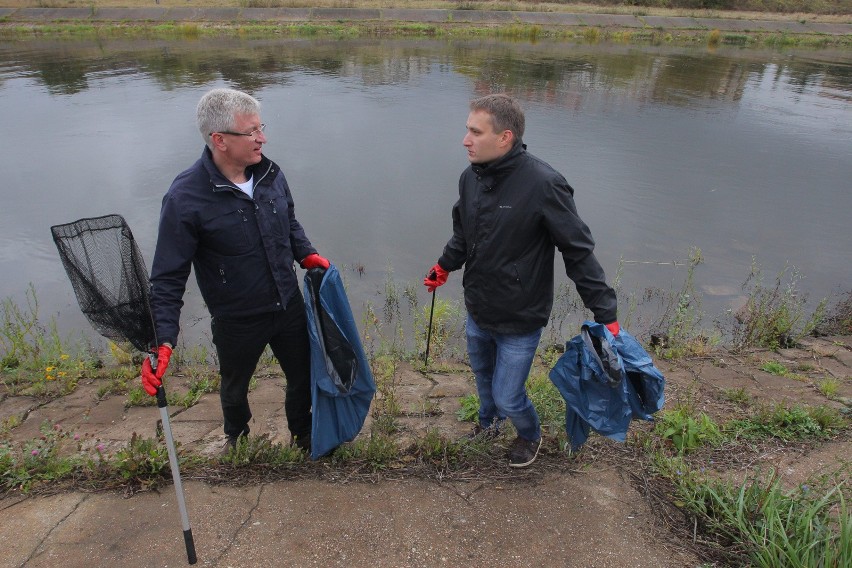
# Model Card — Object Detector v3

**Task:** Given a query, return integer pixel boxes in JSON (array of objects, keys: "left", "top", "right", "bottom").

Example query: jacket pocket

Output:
[{"left": 200, "top": 207, "right": 256, "bottom": 256}]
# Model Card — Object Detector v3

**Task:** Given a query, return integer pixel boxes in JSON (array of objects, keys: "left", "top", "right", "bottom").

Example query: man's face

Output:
[
  {"left": 219, "top": 112, "right": 266, "bottom": 168},
  {"left": 463, "top": 109, "right": 511, "bottom": 164}
]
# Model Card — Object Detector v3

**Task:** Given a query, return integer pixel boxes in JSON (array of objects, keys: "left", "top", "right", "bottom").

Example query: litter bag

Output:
[
  {"left": 304, "top": 265, "right": 376, "bottom": 460},
  {"left": 549, "top": 322, "right": 665, "bottom": 451}
]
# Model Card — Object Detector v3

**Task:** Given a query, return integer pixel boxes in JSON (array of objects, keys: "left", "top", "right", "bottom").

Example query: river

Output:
[{"left": 0, "top": 36, "right": 849, "bottom": 350}]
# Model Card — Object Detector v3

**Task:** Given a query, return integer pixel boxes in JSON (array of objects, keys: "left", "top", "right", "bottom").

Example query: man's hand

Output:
[
  {"left": 141, "top": 344, "right": 173, "bottom": 396},
  {"left": 423, "top": 263, "right": 449, "bottom": 293},
  {"left": 605, "top": 321, "right": 621, "bottom": 337},
  {"left": 300, "top": 253, "right": 330, "bottom": 270}
]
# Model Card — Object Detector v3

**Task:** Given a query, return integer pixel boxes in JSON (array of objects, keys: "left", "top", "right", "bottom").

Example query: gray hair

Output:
[
  {"left": 197, "top": 88, "right": 261, "bottom": 149},
  {"left": 470, "top": 94, "right": 525, "bottom": 143}
]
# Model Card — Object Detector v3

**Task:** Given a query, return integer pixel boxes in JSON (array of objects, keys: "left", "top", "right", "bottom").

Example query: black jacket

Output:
[
  {"left": 150, "top": 148, "right": 316, "bottom": 345},
  {"left": 438, "top": 142, "right": 617, "bottom": 334}
]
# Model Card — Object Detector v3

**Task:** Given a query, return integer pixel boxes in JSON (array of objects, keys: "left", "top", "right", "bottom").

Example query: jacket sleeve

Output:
[
  {"left": 149, "top": 192, "right": 196, "bottom": 346},
  {"left": 437, "top": 175, "right": 468, "bottom": 271},
  {"left": 282, "top": 175, "right": 316, "bottom": 262},
  {"left": 542, "top": 177, "right": 618, "bottom": 324}
]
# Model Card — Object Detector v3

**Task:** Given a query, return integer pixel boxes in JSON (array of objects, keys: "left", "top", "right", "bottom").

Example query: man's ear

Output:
[
  {"left": 499, "top": 129, "right": 515, "bottom": 148},
  {"left": 210, "top": 132, "right": 227, "bottom": 152}
]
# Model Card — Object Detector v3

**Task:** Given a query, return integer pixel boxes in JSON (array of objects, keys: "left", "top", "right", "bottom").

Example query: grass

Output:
[{"left": 670, "top": 468, "right": 851, "bottom": 567}]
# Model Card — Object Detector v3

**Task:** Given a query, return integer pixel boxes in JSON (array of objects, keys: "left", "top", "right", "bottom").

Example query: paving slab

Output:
[
  {"left": 447, "top": 10, "right": 516, "bottom": 24},
  {"left": 0, "top": 492, "right": 87, "bottom": 568},
  {"left": 578, "top": 14, "right": 645, "bottom": 28},
  {"left": 517, "top": 12, "right": 584, "bottom": 26},
  {"left": 240, "top": 7, "right": 312, "bottom": 23},
  {"left": 380, "top": 8, "right": 447, "bottom": 23},
  {"left": 93, "top": 8, "right": 171, "bottom": 22},
  {"left": 312, "top": 8, "right": 381, "bottom": 21}
]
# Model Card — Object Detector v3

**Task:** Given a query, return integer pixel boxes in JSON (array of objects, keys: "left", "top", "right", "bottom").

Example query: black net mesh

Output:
[{"left": 51, "top": 214, "right": 156, "bottom": 353}]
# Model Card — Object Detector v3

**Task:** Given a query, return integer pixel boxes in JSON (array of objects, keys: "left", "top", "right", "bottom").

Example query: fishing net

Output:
[{"left": 51, "top": 214, "right": 156, "bottom": 353}]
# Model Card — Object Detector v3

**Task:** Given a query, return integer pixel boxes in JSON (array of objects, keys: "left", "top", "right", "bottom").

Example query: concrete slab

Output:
[
  {"left": 448, "top": 10, "right": 516, "bottom": 24},
  {"left": 19, "top": 482, "right": 261, "bottom": 568},
  {"left": 240, "top": 7, "right": 312, "bottom": 23},
  {"left": 578, "top": 14, "right": 645, "bottom": 28},
  {"left": 694, "top": 17, "right": 758, "bottom": 32},
  {"left": 0, "top": 394, "right": 39, "bottom": 425},
  {"left": 381, "top": 8, "right": 447, "bottom": 23},
  {"left": 514, "top": 12, "right": 584, "bottom": 26},
  {"left": 92, "top": 8, "right": 171, "bottom": 22},
  {"left": 751, "top": 19, "right": 814, "bottom": 33},
  {"left": 312, "top": 8, "right": 381, "bottom": 21},
  {"left": 0, "top": 493, "right": 87, "bottom": 568},
  {"left": 210, "top": 473, "right": 679, "bottom": 567},
  {"left": 7, "top": 8, "right": 64, "bottom": 22},
  {"left": 162, "top": 8, "right": 209, "bottom": 22}
]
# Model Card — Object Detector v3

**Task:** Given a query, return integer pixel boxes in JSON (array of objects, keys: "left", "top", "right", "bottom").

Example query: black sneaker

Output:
[{"left": 508, "top": 436, "right": 542, "bottom": 468}]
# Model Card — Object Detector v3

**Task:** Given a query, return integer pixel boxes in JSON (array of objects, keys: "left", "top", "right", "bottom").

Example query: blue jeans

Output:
[{"left": 466, "top": 314, "right": 542, "bottom": 441}]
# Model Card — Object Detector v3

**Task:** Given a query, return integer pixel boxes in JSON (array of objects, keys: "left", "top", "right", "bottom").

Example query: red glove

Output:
[
  {"left": 300, "top": 253, "right": 330, "bottom": 270},
  {"left": 605, "top": 321, "right": 621, "bottom": 337},
  {"left": 423, "top": 263, "right": 449, "bottom": 293},
  {"left": 141, "top": 344, "right": 173, "bottom": 396}
]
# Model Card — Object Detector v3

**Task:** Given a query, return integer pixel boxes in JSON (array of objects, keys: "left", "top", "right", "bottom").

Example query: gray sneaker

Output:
[{"left": 508, "top": 436, "right": 542, "bottom": 468}]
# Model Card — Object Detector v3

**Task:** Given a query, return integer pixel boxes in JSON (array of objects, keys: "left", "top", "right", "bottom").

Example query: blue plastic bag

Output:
[
  {"left": 304, "top": 265, "right": 376, "bottom": 459},
  {"left": 549, "top": 321, "right": 665, "bottom": 451}
]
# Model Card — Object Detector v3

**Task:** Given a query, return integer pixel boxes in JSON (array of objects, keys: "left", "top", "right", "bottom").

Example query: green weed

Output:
[
  {"left": 0, "top": 421, "right": 79, "bottom": 491},
  {"left": 727, "top": 403, "right": 845, "bottom": 442},
  {"left": 650, "top": 248, "right": 714, "bottom": 359},
  {"left": 457, "top": 393, "right": 480, "bottom": 423},
  {"left": 761, "top": 361, "right": 788, "bottom": 376},
  {"left": 818, "top": 378, "right": 840, "bottom": 398},
  {"left": 113, "top": 432, "right": 170, "bottom": 483},
  {"left": 675, "top": 469, "right": 850, "bottom": 568},
  {"left": 219, "top": 434, "right": 304, "bottom": 467},
  {"left": 730, "top": 261, "right": 826, "bottom": 350},
  {"left": 721, "top": 387, "right": 752, "bottom": 406},
  {"left": 654, "top": 404, "right": 723, "bottom": 453}
]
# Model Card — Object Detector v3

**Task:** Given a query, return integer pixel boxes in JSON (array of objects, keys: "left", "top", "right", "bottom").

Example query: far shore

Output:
[{"left": 1, "top": 4, "right": 850, "bottom": 43}]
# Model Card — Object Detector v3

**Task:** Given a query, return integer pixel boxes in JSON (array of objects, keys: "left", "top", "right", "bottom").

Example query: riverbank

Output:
[
  {"left": 2, "top": 333, "right": 851, "bottom": 566},
  {"left": 1, "top": 5, "right": 851, "bottom": 42}
]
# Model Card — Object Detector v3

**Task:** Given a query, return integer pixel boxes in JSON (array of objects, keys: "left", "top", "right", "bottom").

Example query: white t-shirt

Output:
[{"left": 235, "top": 174, "right": 254, "bottom": 199}]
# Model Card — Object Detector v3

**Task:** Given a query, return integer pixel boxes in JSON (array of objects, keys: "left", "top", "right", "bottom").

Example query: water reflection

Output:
[{"left": 0, "top": 37, "right": 849, "bottom": 347}]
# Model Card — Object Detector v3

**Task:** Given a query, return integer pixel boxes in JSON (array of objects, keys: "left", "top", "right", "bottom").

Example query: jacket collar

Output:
[
  {"left": 201, "top": 146, "right": 274, "bottom": 193},
  {"left": 470, "top": 141, "right": 526, "bottom": 191}
]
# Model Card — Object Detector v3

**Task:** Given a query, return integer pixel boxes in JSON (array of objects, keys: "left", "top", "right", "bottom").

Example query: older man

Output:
[{"left": 141, "top": 88, "right": 328, "bottom": 453}]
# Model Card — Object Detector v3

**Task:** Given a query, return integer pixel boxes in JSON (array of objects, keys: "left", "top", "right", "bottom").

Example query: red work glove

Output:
[
  {"left": 423, "top": 263, "right": 449, "bottom": 293},
  {"left": 300, "top": 253, "right": 330, "bottom": 270},
  {"left": 141, "top": 344, "right": 173, "bottom": 396},
  {"left": 605, "top": 321, "right": 621, "bottom": 337}
]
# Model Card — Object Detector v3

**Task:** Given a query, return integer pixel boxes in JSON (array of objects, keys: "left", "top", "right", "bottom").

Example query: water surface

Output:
[{"left": 0, "top": 37, "right": 849, "bottom": 346}]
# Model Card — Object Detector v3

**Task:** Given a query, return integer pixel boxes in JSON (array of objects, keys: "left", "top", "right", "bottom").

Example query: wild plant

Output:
[
  {"left": 675, "top": 468, "right": 850, "bottom": 568},
  {"left": 729, "top": 260, "right": 827, "bottom": 350}
]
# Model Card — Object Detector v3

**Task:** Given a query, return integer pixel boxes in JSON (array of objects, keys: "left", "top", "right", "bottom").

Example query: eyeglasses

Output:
[{"left": 210, "top": 124, "right": 266, "bottom": 139}]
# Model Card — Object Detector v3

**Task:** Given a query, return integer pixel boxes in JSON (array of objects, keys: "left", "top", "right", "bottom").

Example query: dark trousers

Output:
[{"left": 211, "top": 292, "right": 312, "bottom": 440}]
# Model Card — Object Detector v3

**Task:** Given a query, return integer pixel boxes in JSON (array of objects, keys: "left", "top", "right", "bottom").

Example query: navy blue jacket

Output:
[
  {"left": 438, "top": 142, "right": 617, "bottom": 334},
  {"left": 150, "top": 148, "right": 316, "bottom": 345}
]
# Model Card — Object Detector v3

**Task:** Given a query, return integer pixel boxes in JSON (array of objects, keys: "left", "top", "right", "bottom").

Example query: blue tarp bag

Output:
[
  {"left": 304, "top": 264, "right": 376, "bottom": 460},
  {"left": 549, "top": 321, "right": 665, "bottom": 451}
]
